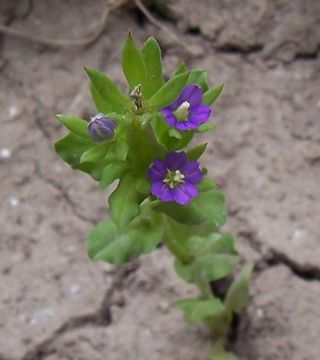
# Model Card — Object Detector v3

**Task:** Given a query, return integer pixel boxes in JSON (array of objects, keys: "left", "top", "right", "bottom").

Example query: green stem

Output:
[
  {"left": 161, "top": 217, "right": 233, "bottom": 346},
  {"left": 162, "top": 232, "right": 192, "bottom": 264}
]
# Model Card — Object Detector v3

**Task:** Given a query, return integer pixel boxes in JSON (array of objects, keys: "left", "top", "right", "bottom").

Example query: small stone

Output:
[
  {"left": 8, "top": 196, "right": 19, "bottom": 207},
  {"left": 8, "top": 105, "right": 19, "bottom": 119},
  {"left": 256, "top": 308, "right": 264, "bottom": 319},
  {"left": 69, "top": 284, "right": 80, "bottom": 295},
  {"left": 29, "top": 307, "right": 55, "bottom": 325},
  {"left": 0, "top": 148, "right": 11, "bottom": 159}
]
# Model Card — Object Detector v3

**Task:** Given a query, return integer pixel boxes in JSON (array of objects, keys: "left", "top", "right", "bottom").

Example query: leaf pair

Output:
[
  {"left": 175, "top": 263, "right": 253, "bottom": 324},
  {"left": 122, "top": 34, "right": 164, "bottom": 100},
  {"left": 174, "top": 233, "right": 239, "bottom": 284}
]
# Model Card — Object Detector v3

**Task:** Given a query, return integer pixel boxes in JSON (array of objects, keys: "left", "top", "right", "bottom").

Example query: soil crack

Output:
[
  {"left": 256, "top": 249, "right": 320, "bottom": 282},
  {"left": 35, "top": 165, "right": 96, "bottom": 225},
  {"left": 21, "top": 262, "right": 139, "bottom": 360}
]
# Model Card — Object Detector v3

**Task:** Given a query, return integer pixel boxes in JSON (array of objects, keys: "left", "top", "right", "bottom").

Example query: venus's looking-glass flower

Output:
[
  {"left": 160, "top": 84, "right": 211, "bottom": 131},
  {"left": 148, "top": 151, "right": 203, "bottom": 205},
  {"left": 88, "top": 113, "right": 115, "bottom": 142}
]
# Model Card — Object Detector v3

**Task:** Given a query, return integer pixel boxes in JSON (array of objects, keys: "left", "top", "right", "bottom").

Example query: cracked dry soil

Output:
[{"left": 0, "top": 0, "right": 319, "bottom": 359}]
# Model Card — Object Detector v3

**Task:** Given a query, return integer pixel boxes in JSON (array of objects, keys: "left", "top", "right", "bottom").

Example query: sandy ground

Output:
[{"left": 0, "top": 0, "right": 319, "bottom": 359}]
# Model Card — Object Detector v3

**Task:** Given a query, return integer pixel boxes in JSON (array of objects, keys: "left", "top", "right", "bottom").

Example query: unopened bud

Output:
[{"left": 88, "top": 113, "right": 115, "bottom": 142}]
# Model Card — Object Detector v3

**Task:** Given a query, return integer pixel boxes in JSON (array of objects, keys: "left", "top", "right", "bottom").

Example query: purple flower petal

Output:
[
  {"left": 151, "top": 181, "right": 174, "bottom": 202},
  {"left": 181, "top": 182, "right": 198, "bottom": 197},
  {"left": 165, "top": 151, "right": 186, "bottom": 170},
  {"left": 177, "top": 84, "right": 202, "bottom": 107},
  {"left": 182, "top": 161, "right": 203, "bottom": 184},
  {"left": 189, "top": 104, "right": 211, "bottom": 124},
  {"left": 159, "top": 186, "right": 175, "bottom": 202},
  {"left": 173, "top": 185, "right": 191, "bottom": 205},
  {"left": 151, "top": 181, "right": 165, "bottom": 197},
  {"left": 161, "top": 109, "right": 177, "bottom": 127},
  {"left": 148, "top": 160, "right": 167, "bottom": 182},
  {"left": 182, "top": 161, "right": 200, "bottom": 173},
  {"left": 174, "top": 121, "right": 195, "bottom": 131},
  {"left": 184, "top": 170, "right": 203, "bottom": 184}
]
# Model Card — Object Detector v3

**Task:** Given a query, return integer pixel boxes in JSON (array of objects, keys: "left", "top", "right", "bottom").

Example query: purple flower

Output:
[
  {"left": 160, "top": 84, "right": 211, "bottom": 131},
  {"left": 88, "top": 113, "right": 115, "bottom": 142},
  {"left": 147, "top": 151, "right": 203, "bottom": 205}
]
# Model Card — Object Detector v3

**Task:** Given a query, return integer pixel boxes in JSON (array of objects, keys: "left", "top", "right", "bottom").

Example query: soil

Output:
[{"left": 0, "top": 0, "right": 319, "bottom": 359}]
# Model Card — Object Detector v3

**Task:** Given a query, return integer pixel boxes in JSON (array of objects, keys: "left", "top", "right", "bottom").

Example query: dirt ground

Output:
[{"left": 0, "top": 0, "right": 319, "bottom": 359}]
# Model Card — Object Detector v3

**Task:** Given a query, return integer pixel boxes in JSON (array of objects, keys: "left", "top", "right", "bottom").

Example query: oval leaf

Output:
[
  {"left": 108, "top": 174, "right": 146, "bottom": 228},
  {"left": 224, "top": 263, "right": 253, "bottom": 312},
  {"left": 186, "top": 143, "right": 207, "bottom": 160},
  {"left": 56, "top": 114, "right": 90, "bottom": 138},
  {"left": 122, "top": 32, "right": 147, "bottom": 90},
  {"left": 175, "top": 298, "right": 225, "bottom": 323},
  {"left": 140, "top": 37, "right": 164, "bottom": 99},
  {"left": 149, "top": 72, "right": 189, "bottom": 110},
  {"left": 85, "top": 67, "right": 131, "bottom": 114},
  {"left": 92, "top": 215, "right": 164, "bottom": 264},
  {"left": 203, "top": 84, "right": 224, "bottom": 105}
]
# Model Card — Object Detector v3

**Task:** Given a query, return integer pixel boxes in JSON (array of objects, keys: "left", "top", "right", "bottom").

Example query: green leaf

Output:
[
  {"left": 186, "top": 233, "right": 237, "bottom": 256},
  {"left": 197, "top": 177, "right": 216, "bottom": 192},
  {"left": 90, "top": 215, "right": 164, "bottom": 264},
  {"left": 168, "top": 127, "right": 182, "bottom": 139},
  {"left": 164, "top": 217, "right": 197, "bottom": 264},
  {"left": 203, "top": 84, "right": 224, "bottom": 105},
  {"left": 80, "top": 142, "right": 109, "bottom": 163},
  {"left": 195, "top": 253, "right": 239, "bottom": 281},
  {"left": 174, "top": 62, "right": 186, "bottom": 75},
  {"left": 140, "top": 37, "right": 164, "bottom": 99},
  {"left": 175, "top": 233, "right": 239, "bottom": 283},
  {"left": 187, "top": 69, "right": 209, "bottom": 92},
  {"left": 155, "top": 184, "right": 227, "bottom": 229},
  {"left": 122, "top": 32, "right": 147, "bottom": 90},
  {"left": 78, "top": 161, "right": 106, "bottom": 181},
  {"left": 151, "top": 115, "right": 193, "bottom": 150},
  {"left": 224, "top": 263, "right": 253, "bottom": 312},
  {"left": 56, "top": 114, "right": 90, "bottom": 139},
  {"left": 99, "top": 162, "right": 127, "bottom": 189},
  {"left": 174, "top": 259, "right": 194, "bottom": 282},
  {"left": 205, "top": 233, "right": 238, "bottom": 255},
  {"left": 175, "top": 298, "right": 225, "bottom": 323},
  {"left": 54, "top": 132, "right": 94, "bottom": 168},
  {"left": 149, "top": 72, "right": 189, "bottom": 110},
  {"left": 90, "top": 83, "right": 111, "bottom": 113},
  {"left": 87, "top": 220, "right": 118, "bottom": 259},
  {"left": 186, "top": 143, "right": 207, "bottom": 160},
  {"left": 196, "top": 122, "right": 216, "bottom": 133},
  {"left": 108, "top": 174, "right": 146, "bottom": 228},
  {"left": 114, "top": 139, "right": 129, "bottom": 162},
  {"left": 135, "top": 177, "right": 150, "bottom": 195},
  {"left": 85, "top": 67, "right": 131, "bottom": 114}
]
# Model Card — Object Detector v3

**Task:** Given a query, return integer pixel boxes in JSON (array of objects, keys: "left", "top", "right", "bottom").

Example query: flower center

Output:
[
  {"left": 163, "top": 169, "right": 185, "bottom": 188},
  {"left": 174, "top": 101, "right": 190, "bottom": 121}
]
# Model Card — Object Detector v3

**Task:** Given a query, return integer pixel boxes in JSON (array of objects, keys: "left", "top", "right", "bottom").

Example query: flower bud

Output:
[{"left": 88, "top": 113, "right": 115, "bottom": 142}]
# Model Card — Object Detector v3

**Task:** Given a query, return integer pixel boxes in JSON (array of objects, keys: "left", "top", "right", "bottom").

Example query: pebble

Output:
[
  {"left": 8, "top": 105, "right": 19, "bottom": 119},
  {"left": 291, "top": 228, "right": 304, "bottom": 242},
  {"left": 256, "top": 308, "right": 264, "bottom": 319},
  {"left": 7, "top": 196, "right": 19, "bottom": 207},
  {"left": 69, "top": 284, "right": 80, "bottom": 294},
  {"left": 0, "top": 148, "right": 11, "bottom": 159},
  {"left": 29, "top": 307, "right": 55, "bottom": 325}
]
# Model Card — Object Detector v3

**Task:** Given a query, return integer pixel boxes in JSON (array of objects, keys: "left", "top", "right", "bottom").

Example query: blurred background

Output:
[{"left": 0, "top": 1, "right": 319, "bottom": 359}]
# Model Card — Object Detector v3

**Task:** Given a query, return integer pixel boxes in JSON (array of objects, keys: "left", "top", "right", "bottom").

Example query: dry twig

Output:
[{"left": 133, "top": 0, "right": 190, "bottom": 53}]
